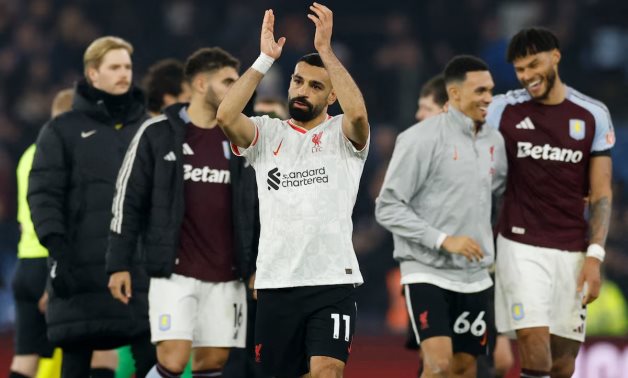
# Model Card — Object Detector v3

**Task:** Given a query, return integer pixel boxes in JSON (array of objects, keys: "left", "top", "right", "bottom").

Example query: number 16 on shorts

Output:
[{"left": 331, "top": 313, "right": 351, "bottom": 341}]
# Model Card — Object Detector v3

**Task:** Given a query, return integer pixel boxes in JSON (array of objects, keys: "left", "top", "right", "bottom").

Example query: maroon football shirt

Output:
[
  {"left": 174, "top": 121, "right": 236, "bottom": 281},
  {"left": 487, "top": 87, "right": 614, "bottom": 251}
]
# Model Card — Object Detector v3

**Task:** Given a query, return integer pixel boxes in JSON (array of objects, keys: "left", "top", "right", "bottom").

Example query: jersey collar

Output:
[{"left": 287, "top": 114, "right": 333, "bottom": 134}]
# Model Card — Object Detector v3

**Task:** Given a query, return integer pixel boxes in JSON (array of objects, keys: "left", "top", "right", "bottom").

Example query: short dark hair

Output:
[
  {"left": 184, "top": 47, "right": 240, "bottom": 81},
  {"left": 443, "top": 55, "right": 489, "bottom": 85},
  {"left": 143, "top": 59, "right": 185, "bottom": 113},
  {"left": 506, "top": 28, "right": 560, "bottom": 63},
  {"left": 297, "top": 53, "right": 325, "bottom": 68},
  {"left": 420, "top": 74, "right": 447, "bottom": 107}
]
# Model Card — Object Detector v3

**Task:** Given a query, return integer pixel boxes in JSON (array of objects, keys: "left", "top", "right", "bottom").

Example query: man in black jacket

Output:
[
  {"left": 28, "top": 36, "right": 155, "bottom": 377},
  {"left": 107, "top": 47, "right": 259, "bottom": 378}
]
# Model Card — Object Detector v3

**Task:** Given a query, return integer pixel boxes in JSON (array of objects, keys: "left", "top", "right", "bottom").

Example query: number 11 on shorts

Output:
[{"left": 331, "top": 313, "right": 350, "bottom": 341}]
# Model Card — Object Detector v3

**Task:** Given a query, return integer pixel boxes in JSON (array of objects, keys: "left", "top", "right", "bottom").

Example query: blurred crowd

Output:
[{"left": 1, "top": 0, "right": 627, "bottom": 334}]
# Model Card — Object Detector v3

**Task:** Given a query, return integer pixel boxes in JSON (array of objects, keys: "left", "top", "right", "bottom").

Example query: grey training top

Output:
[{"left": 375, "top": 107, "right": 507, "bottom": 293}]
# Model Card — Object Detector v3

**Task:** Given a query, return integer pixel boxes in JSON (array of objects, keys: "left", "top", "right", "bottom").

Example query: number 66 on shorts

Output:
[{"left": 405, "top": 283, "right": 490, "bottom": 356}]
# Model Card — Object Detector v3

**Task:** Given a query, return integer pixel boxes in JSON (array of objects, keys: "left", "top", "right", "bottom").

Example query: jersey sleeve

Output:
[
  {"left": 486, "top": 95, "right": 508, "bottom": 130},
  {"left": 339, "top": 115, "right": 370, "bottom": 160},
  {"left": 231, "top": 116, "right": 271, "bottom": 165},
  {"left": 591, "top": 105, "right": 615, "bottom": 153}
]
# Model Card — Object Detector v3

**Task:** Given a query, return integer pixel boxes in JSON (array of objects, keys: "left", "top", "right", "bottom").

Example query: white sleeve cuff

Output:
[{"left": 436, "top": 233, "right": 448, "bottom": 249}]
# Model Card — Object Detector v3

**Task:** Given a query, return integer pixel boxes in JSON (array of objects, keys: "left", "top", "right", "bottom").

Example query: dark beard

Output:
[
  {"left": 529, "top": 68, "right": 557, "bottom": 101},
  {"left": 288, "top": 97, "right": 322, "bottom": 122}
]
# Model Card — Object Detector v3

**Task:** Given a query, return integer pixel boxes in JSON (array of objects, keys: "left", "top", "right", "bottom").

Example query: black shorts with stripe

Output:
[
  {"left": 405, "top": 283, "right": 490, "bottom": 356},
  {"left": 255, "top": 284, "right": 356, "bottom": 377}
]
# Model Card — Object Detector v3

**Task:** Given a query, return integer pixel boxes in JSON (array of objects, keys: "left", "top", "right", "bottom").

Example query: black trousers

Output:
[{"left": 61, "top": 331, "right": 155, "bottom": 378}]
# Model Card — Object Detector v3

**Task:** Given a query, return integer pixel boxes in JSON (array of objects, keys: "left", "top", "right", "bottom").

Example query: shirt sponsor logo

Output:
[
  {"left": 569, "top": 119, "right": 586, "bottom": 141},
  {"left": 516, "top": 142, "right": 583, "bottom": 163},
  {"left": 184, "top": 164, "right": 230, "bottom": 183},
  {"left": 266, "top": 166, "right": 329, "bottom": 191}
]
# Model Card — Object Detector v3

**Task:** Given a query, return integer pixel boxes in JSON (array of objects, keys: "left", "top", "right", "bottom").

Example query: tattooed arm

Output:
[
  {"left": 588, "top": 156, "right": 613, "bottom": 246},
  {"left": 577, "top": 155, "right": 613, "bottom": 305}
]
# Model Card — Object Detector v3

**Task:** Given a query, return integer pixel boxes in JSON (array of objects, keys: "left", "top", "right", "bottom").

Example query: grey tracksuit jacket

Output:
[{"left": 375, "top": 107, "right": 507, "bottom": 289}]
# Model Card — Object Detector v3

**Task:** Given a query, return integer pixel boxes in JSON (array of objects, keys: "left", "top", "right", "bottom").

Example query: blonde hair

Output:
[
  {"left": 51, "top": 88, "right": 74, "bottom": 117},
  {"left": 83, "top": 36, "right": 133, "bottom": 80}
]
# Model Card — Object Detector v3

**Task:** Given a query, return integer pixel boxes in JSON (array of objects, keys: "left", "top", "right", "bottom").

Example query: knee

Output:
[
  {"left": 10, "top": 355, "right": 39, "bottom": 377},
  {"left": 517, "top": 329, "right": 550, "bottom": 356},
  {"left": 551, "top": 357, "right": 576, "bottom": 378},
  {"left": 424, "top": 356, "right": 452, "bottom": 377},
  {"left": 192, "top": 348, "right": 230, "bottom": 371},
  {"left": 493, "top": 340, "right": 514, "bottom": 375},
  {"left": 157, "top": 351, "right": 189, "bottom": 373},
  {"left": 157, "top": 341, "right": 192, "bottom": 373},
  {"left": 310, "top": 357, "right": 344, "bottom": 378},
  {"left": 91, "top": 349, "right": 119, "bottom": 370},
  {"left": 494, "top": 353, "right": 514, "bottom": 376}
]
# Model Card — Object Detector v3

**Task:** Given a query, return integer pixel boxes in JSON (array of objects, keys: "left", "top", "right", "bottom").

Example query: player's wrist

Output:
[
  {"left": 252, "top": 53, "right": 275, "bottom": 75},
  {"left": 436, "top": 233, "right": 448, "bottom": 249},
  {"left": 586, "top": 243, "right": 605, "bottom": 262}
]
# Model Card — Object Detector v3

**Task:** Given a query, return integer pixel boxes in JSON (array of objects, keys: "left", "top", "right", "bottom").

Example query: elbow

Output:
[
  {"left": 349, "top": 112, "right": 368, "bottom": 128},
  {"left": 215, "top": 111, "right": 228, "bottom": 129},
  {"left": 216, "top": 106, "right": 233, "bottom": 129},
  {"left": 374, "top": 197, "right": 389, "bottom": 226}
]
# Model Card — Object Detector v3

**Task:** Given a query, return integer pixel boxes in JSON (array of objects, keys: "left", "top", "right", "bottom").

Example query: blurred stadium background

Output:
[{"left": 0, "top": 0, "right": 627, "bottom": 376}]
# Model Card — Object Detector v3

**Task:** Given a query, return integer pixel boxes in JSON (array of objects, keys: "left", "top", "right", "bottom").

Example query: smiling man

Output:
[
  {"left": 487, "top": 28, "right": 615, "bottom": 378},
  {"left": 376, "top": 55, "right": 507, "bottom": 378}
]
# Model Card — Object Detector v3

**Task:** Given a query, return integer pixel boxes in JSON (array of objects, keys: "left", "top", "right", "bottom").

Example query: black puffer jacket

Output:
[
  {"left": 28, "top": 80, "right": 150, "bottom": 348},
  {"left": 106, "top": 102, "right": 259, "bottom": 280}
]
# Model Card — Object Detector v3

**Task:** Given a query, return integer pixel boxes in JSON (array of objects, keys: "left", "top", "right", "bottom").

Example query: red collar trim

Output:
[{"left": 287, "top": 115, "right": 332, "bottom": 134}]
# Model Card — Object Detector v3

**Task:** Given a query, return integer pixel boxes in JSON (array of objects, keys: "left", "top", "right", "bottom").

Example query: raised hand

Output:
[
  {"left": 260, "top": 9, "right": 286, "bottom": 60},
  {"left": 307, "top": 2, "right": 333, "bottom": 53}
]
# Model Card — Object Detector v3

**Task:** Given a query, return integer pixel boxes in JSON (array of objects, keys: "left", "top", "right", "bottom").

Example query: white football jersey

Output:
[{"left": 233, "top": 115, "right": 368, "bottom": 289}]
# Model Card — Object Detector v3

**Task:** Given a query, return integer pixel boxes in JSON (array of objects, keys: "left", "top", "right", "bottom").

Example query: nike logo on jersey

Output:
[
  {"left": 81, "top": 130, "right": 97, "bottom": 138},
  {"left": 515, "top": 117, "right": 535, "bottom": 130},
  {"left": 273, "top": 139, "right": 283, "bottom": 156}
]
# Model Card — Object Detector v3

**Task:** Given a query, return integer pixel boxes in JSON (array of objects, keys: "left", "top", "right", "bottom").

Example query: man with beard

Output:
[
  {"left": 216, "top": 4, "right": 369, "bottom": 378},
  {"left": 487, "top": 28, "right": 615, "bottom": 378},
  {"left": 28, "top": 36, "right": 155, "bottom": 377},
  {"left": 107, "top": 47, "right": 259, "bottom": 378}
]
